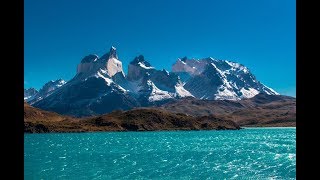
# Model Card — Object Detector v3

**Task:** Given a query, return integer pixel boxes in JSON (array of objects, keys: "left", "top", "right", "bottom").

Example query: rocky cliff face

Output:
[
  {"left": 76, "top": 54, "right": 100, "bottom": 74},
  {"left": 76, "top": 46, "right": 124, "bottom": 78}
]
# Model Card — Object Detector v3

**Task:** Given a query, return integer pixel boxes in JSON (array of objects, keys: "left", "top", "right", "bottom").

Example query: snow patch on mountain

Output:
[
  {"left": 95, "top": 71, "right": 113, "bottom": 86},
  {"left": 260, "top": 84, "right": 280, "bottom": 95},
  {"left": 175, "top": 84, "right": 193, "bottom": 98},
  {"left": 215, "top": 86, "right": 239, "bottom": 100},
  {"left": 138, "top": 62, "right": 154, "bottom": 69},
  {"left": 147, "top": 80, "right": 173, "bottom": 102},
  {"left": 240, "top": 87, "right": 260, "bottom": 98}
]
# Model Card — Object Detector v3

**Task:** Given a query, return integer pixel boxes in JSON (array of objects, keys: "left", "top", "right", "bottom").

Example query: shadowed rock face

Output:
[
  {"left": 127, "top": 55, "right": 155, "bottom": 81},
  {"left": 24, "top": 102, "right": 240, "bottom": 133},
  {"left": 77, "top": 54, "right": 100, "bottom": 73},
  {"left": 184, "top": 64, "right": 224, "bottom": 99}
]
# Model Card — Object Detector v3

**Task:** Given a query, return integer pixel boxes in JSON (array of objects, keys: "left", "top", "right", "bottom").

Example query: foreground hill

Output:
[
  {"left": 158, "top": 94, "right": 296, "bottom": 127},
  {"left": 24, "top": 103, "right": 240, "bottom": 133}
]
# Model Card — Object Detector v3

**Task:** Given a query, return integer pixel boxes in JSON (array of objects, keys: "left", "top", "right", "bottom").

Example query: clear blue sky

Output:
[{"left": 24, "top": 0, "right": 296, "bottom": 97}]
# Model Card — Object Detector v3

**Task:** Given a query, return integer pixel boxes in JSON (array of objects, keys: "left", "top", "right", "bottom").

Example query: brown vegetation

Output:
[
  {"left": 24, "top": 103, "right": 240, "bottom": 133},
  {"left": 158, "top": 94, "right": 296, "bottom": 127}
]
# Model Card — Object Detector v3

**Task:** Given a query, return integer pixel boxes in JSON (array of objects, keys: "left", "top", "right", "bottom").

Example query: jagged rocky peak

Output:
[
  {"left": 77, "top": 46, "right": 124, "bottom": 77},
  {"left": 181, "top": 56, "right": 188, "bottom": 62},
  {"left": 109, "top": 46, "right": 118, "bottom": 59},
  {"left": 40, "top": 79, "right": 66, "bottom": 93},
  {"left": 105, "top": 47, "right": 124, "bottom": 77},
  {"left": 130, "top": 55, "right": 154, "bottom": 68},
  {"left": 80, "top": 54, "right": 99, "bottom": 63},
  {"left": 162, "top": 68, "right": 170, "bottom": 75},
  {"left": 97, "top": 46, "right": 124, "bottom": 77},
  {"left": 100, "top": 46, "right": 119, "bottom": 61},
  {"left": 77, "top": 54, "right": 100, "bottom": 74},
  {"left": 127, "top": 55, "right": 155, "bottom": 81}
]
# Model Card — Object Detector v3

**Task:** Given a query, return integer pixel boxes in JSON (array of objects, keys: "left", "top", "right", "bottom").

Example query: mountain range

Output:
[{"left": 25, "top": 46, "right": 280, "bottom": 117}]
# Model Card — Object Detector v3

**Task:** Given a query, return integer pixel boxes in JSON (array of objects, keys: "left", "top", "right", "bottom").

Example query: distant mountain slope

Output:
[
  {"left": 24, "top": 88, "right": 38, "bottom": 101},
  {"left": 158, "top": 93, "right": 295, "bottom": 126},
  {"left": 24, "top": 79, "right": 66, "bottom": 104}
]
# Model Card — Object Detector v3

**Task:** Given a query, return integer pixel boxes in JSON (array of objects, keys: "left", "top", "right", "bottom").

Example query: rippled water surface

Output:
[{"left": 25, "top": 128, "right": 296, "bottom": 179}]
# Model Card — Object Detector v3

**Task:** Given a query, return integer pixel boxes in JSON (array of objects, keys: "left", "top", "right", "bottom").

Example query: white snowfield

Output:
[{"left": 138, "top": 62, "right": 154, "bottom": 69}]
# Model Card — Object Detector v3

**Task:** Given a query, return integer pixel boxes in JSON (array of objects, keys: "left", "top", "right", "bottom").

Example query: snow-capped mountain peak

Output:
[
  {"left": 27, "top": 79, "right": 66, "bottom": 104},
  {"left": 173, "top": 57, "right": 278, "bottom": 100},
  {"left": 108, "top": 46, "right": 118, "bottom": 59}
]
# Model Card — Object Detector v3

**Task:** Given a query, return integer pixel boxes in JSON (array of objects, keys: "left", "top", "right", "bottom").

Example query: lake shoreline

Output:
[{"left": 24, "top": 126, "right": 298, "bottom": 134}]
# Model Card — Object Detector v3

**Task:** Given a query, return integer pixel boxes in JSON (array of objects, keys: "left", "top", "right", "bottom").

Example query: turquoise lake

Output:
[{"left": 24, "top": 128, "right": 296, "bottom": 179}]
